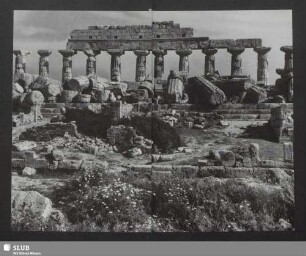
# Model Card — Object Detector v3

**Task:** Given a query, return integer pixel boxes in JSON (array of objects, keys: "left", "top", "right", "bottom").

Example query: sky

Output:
[{"left": 13, "top": 10, "right": 292, "bottom": 83}]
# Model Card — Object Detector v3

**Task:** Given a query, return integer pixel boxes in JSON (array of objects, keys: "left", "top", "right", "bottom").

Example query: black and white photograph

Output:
[{"left": 11, "top": 10, "right": 294, "bottom": 233}]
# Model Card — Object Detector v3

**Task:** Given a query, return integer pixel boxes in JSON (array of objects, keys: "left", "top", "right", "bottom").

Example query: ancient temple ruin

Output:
[{"left": 11, "top": 20, "right": 295, "bottom": 232}]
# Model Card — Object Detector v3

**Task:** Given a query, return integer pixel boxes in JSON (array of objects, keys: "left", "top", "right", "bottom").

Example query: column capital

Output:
[
  {"left": 176, "top": 49, "right": 192, "bottom": 56},
  {"left": 276, "top": 68, "right": 293, "bottom": 76},
  {"left": 254, "top": 47, "right": 271, "bottom": 55},
  {"left": 202, "top": 48, "right": 218, "bottom": 55},
  {"left": 58, "top": 49, "right": 76, "bottom": 57},
  {"left": 152, "top": 49, "right": 167, "bottom": 56},
  {"left": 13, "top": 50, "right": 31, "bottom": 57},
  {"left": 227, "top": 46, "right": 245, "bottom": 55},
  {"left": 107, "top": 49, "right": 124, "bottom": 56},
  {"left": 37, "top": 50, "right": 52, "bottom": 57},
  {"left": 134, "top": 50, "right": 149, "bottom": 56},
  {"left": 83, "top": 49, "right": 101, "bottom": 57},
  {"left": 280, "top": 46, "right": 293, "bottom": 54}
]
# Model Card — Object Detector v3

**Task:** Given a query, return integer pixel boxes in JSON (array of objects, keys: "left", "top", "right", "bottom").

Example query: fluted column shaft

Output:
[
  {"left": 152, "top": 50, "right": 167, "bottom": 82},
  {"left": 202, "top": 48, "right": 218, "bottom": 75},
  {"left": 38, "top": 50, "right": 52, "bottom": 77},
  {"left": 84, "top": 49, "right": 100, "bottom": 77},
  {"left": 13, "top": 50, "right": 31, "bottom": 74},
  {"left": 58, "top": 50, "right": 76, "bottom": 83},
  {"left": 227, "top": 47, "right": 245, "bottom": 76},
  {"left": 254, "top": 47, "right": 271, "bottom": 86},
  {"left": 176, "top": 49, "right": 192, "bottom": 84},
  {"left": 107, "top": 49, "right": 124, "bottom": 82},
  {"left": 134, "top": 50, "right": 149, "bottom": 82}
]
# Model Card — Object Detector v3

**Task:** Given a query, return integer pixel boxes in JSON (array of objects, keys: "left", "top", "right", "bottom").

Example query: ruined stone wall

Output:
[
  {"left": 71, "top": 21, "right": 193, "bottom": 41},
  {"left": 111, "top": 101, "right": 134, "bottom": 122},
  {"left": 106, "top": 125, "right": 136, "bottom": 149}
]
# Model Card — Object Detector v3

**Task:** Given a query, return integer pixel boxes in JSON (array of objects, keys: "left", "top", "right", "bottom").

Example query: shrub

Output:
[
  {"left": 51, "top": 168, "right": 294, "bottom": 232},
  {"left": 52, "top": 167, "right": 152, "bottom": 232}
]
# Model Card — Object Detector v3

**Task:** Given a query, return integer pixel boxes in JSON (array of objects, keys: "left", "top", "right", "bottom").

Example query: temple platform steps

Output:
[{"left": 40, "top": 102, "right": 293, "bottom": 121}]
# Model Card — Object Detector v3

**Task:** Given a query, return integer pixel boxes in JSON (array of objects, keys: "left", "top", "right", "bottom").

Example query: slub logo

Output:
[{"left": 3, "top": 244, "right": 11, "bottom": 251}]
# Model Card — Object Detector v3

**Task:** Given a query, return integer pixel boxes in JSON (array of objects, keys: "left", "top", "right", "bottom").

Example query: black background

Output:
[{"left": 0, "top": 0, "right": 305, "bottom": 241}]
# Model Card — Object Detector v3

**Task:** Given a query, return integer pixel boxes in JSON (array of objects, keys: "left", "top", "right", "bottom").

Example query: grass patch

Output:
[{"left": 45, "top": 166, "right": 294, "bottom": 232}]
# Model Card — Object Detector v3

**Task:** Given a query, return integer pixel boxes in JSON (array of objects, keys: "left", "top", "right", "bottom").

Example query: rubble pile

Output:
[
  {"left": 19, "top": 122, "right": 80, "bottom": 142},
  {"left": 158, "top": 109, "right": 223, "bottom": 129},
  {"left": 107, "top": 125, "right": 153, "bottom": 156},
  {"left": 43, "top": 133, "right": 116, "bottom": 154}
]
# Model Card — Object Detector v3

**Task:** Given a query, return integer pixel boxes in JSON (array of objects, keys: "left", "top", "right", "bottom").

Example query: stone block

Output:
[
  {"left": 209, "top": 39, "right": 235, "bottom": 48},
  {"left": 219, "top": 150, "right": 236, "bottom": 167},
  {"left": 130, "top": 165, "right": 152, "bottom": 172},
  {"left": 152, "top": 165, "right": 173, "bottom": 172},
  {"left": 11, "top": 158, "right": 26, "bottom": 169},
  {"left": 224, "top": 167, "right": 254, "bottom": 178},
  {"left": 151, "top": 154, "right": 161, "bottom": 163},
  {"left": 125, "top": 148, "right": 142, "bottom": 158},
  {"left": 198, "top": 159, "right": 209, "bottom": 167},
  {"left": 30, "top": 158, "right": 49, "bottom": 169},
  {"left": 283, "top": 142, "right": 293, "bottom": 162},
  {"left": 152, "top": 171, "right": 172, "bottom": 177},
  {"left": 22, "top": 167, "right": 37, "bottom": 176},
  {"left": 235, "top": 38, "right": 262, "bottom": 48},
  {"left": 172, "top": 165, "right": 198, "bottom": 178},
  {"left": 198, "top": 166, "right": 225, "bottom": 177},
  {"left": 159, "top": 154, "right": 174, "bottom": 162},
  {"left": 52, "top": 150, "right": 65, "bottom": 161},
  {"left": 87, "top": 145, "right": 98, "bottom": 155},
  {"left": 259, "top": 160, "right": 284, "bottom": 168},
  {"left": 249, "top": 143, "right": 260, "bottom": 163},
  {"left": 11, "top": 151, "right": 38, "bottom": 159},
  {"left": 12, "top": 141, "right": 37, "bottom": 152},
  {"left": 58, "top": 159, "right": 83, "bottom": 170},
  {"left": 184, "top": 121, "right": 193, "bottom": 128},
  {"left": 50, "top": 161, "right": 59, "bottom": 170},
  {"left": 43, "top": 145, "right": 54, "bottom": 153},
  {"left": 184, "top": 148, "right": 193, "bottom": 154}
]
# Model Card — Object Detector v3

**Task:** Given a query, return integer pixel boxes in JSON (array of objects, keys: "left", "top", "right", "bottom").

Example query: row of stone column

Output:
[
  {"left": 203, "top": 46, "right": 272, "bottom": 86},
  {"left": 13, "top": 46, "right": 272, "bottom": 85}
]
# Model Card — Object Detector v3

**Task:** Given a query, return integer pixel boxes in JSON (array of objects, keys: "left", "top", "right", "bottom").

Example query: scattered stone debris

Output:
[
  {"left": 19, "top": 122, "right": 80, "bottom": 142},
  {"left": 13, "top": 141, "right": 37, "bottom": 151},
  {"left": 124, "top": 147, "right": 142, "bottom": 158},
  {"left": 22, "top": 167, "right": 37, "bottom": 176},
  {"left": 218, "top": 120, "right": 229, "bottom": 127}
]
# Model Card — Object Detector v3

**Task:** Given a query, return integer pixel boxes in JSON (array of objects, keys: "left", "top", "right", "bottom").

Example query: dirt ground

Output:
[{"left": 12, "top": 119, "right": 284, "bottom": 197}]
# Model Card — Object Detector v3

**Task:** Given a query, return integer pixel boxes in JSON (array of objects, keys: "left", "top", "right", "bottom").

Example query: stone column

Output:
[
  {"left": 202, "top": 48, "right": 218, "bottom": 75},
  {"left": 107, "top": 49, "right": 124, "bottom": 82},
  {"left": 275, "top": 46, "right": 293, "bottom": 102},
  {"left": 280, "top": 46, "right": 293, "bottom": 71},
  {"left": 227, "top": 47, "right": 245, "bottom": 76},
  {"left": 176, "top": 49, "right": 192, "bottom": 84},
  {"left": 134, "top": 50, "right": 149, "bottom": 82},
  {"left": 13, "top": 50, "right": 31, "bottom": 74},
  {"left": 254, "top": 47, "right": 271, "bottom": 86},
  {"left": 58, "top": 50, "right": 76, "bottom": 83},
  {"left": 152, "top": 50, "right": 167, "bottom": 82},
  {"left": 83, "top": 49, "right": 100, "bottom": 77},
  {"left": 37, "top": 50, "right": 52, "bottom": 77},
  {"left": 176, "top": 49, "right": 192, "bottom": 73}
]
